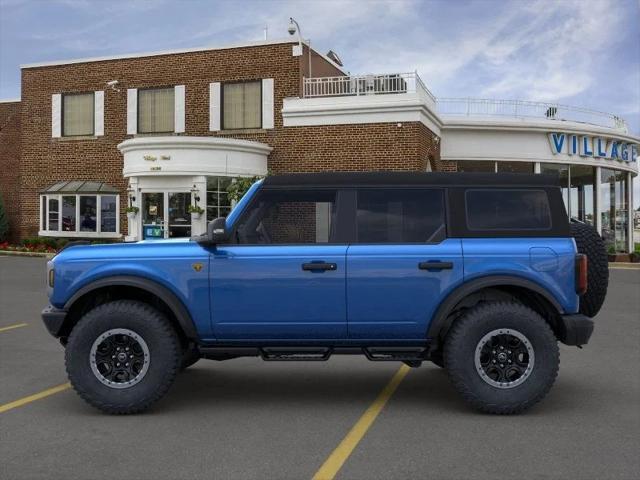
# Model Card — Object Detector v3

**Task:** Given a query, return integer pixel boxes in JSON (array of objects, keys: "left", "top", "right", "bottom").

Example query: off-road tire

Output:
[
  {"left": 444, "top": 301, "right": 559, "bottom": 414},
  {"left": 570, "top": 221, "right": 609, "bottom": 317},
  {"left": 181, "top": 344, "right": 200, "bottom": 370},
  {"left": 65, "top": 300, "right": 181, "bottom": 414}
]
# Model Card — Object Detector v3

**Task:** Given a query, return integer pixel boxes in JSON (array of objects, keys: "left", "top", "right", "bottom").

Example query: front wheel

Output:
[
  {"left": 444, "top": 301, "right": 559, "bottom": 414},
  {"left": 65, "top": 300, "right": 181, "bottom": 414}
]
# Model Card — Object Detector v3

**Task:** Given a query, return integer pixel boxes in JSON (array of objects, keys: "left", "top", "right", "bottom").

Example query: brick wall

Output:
[
  {"left": 0, "top": 101, "right": 21, "bottom": 242},
  {"left": 14, "top": 41, "right": 441, "bottom": 240}
]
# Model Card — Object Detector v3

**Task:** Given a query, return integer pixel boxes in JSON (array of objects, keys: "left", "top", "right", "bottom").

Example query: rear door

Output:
[
  {"left": 346, "top": 188, "right": 463, "bottom": 340},
  {"left": 210, "top": 188, "right": 348, "bottom": 340}
]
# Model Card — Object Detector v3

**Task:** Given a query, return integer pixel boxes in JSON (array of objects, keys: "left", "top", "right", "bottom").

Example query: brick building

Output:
[{"left": 0, "top": 38, "right": 638, "bottom": 250}]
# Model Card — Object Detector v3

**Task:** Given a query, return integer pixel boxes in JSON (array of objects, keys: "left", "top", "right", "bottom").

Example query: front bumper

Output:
[
  {"left": 41, "top": 304, "right": 68, "bottom": 338},
  {"left": 558, "top": 314, "right": 594, "bottom": 346}
]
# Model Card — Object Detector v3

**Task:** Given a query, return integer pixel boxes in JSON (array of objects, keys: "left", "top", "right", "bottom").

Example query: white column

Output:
[
  {"left": 191, "top": 175, "right": 207, "bottom": 236},
  {"left": 125, "top": 177, "right": 140, "bottom": 242},
  {"left": 595, "top": 166, "right": 602, "bottom": 234},
  {"left": 627, "top": 172, "right": 634, "bottom": 253},
  {"left": 534, "top": 162, "right": 541, "bottom": 174}
]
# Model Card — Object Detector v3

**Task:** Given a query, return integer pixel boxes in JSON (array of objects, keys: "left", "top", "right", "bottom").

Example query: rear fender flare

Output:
[{"left": 427, "top": 275, "right": 564, "bottom": 342}]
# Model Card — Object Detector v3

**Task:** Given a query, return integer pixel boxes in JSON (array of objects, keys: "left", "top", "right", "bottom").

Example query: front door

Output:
[
  {"left": 210, "top": 188, "right": 348, "bottom": 340},
  {"left": 141, "top": 192, "right": 192, "bottom": 239},
  {"left": 346, "top": 188, "right": 464, "bottom": 340}
]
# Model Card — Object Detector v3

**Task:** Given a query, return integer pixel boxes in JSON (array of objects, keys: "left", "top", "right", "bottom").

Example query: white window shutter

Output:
[
  {"left": 51, "top": 94, "right": 62, "bottom": 138},
  {"left": 174, "top": 85, "right": 185, "bottom": 133},
  {"left": 262, "top": 78, "right": 274, "bottom": 129},
  {"left": 94, "top": 91, "right": 104, "bottom": 136},
  {"left": 127, "top": 88, "right": 137, "bottom": 135},
  {"left": 209, "top": 82, "right": 221, "bottom": 131}
]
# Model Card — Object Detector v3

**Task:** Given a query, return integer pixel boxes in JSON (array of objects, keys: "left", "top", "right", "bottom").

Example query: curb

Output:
[
  {"left": 609, "top": 262, "right": 640, "bottom": 269},
  {"left": 0, "top": 250, "right": 56, "bottom": 259}
]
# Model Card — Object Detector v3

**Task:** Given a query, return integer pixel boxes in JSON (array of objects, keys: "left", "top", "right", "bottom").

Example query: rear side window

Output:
[
  {"left": 465, "top": 189, "right": 551, "bottom": 230},
  {"left": 356, "top": 189, "right": 445, "bottom": 243}
]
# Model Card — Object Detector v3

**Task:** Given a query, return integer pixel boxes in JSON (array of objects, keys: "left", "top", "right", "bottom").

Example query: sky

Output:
[{"left": 0, "top": 0, "right": 639, "bottom": 201}]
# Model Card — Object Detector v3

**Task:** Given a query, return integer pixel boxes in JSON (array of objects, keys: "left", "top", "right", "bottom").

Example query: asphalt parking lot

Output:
[{"left": 1, "top": 256, "right": 639, "bottom": 480}]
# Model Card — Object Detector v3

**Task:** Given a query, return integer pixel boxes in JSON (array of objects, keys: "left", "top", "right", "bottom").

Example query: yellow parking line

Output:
[
  {"left": 0, "top": 323, "right": 28, "bottom": 333},
  {"left": 312, "top": 364, "right": 411, "bottom": 480},
  {"left": 0, "top": 383, "right": 71, "bottom": 414}
]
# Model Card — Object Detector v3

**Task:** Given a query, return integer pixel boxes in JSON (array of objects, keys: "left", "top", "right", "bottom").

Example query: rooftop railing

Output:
[
  {"left": 435, "top": 98, "right": 628, "bottom": 132},
  {"left": 303, "top": 72, "right": 436, "bottom": 102},
  {"left": 301, "top": 74, "right": 628, "bottom": 132}
]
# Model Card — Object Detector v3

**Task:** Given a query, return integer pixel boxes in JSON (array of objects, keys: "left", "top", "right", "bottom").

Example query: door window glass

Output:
[
  {"left": 168, "top": 192, "right": 191, "bottom": 238},
  {"left": 234, "top": 189, "right": 337, "bottom": 244},
  {"left": 356, "top": 189, "right": 445, "bottom": 243}
]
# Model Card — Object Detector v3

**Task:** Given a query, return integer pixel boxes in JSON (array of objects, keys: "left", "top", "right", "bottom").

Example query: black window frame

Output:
[
  {"left": 221, "top": 80, "right": 263, "bottom": 131},
  {"left": 61, "top": 91, "right": 95, "bottom": 137},
  {"left": 136, "top": 86, "right": 176, "bottom": 134},
  {"left": 353, "top": 187, "right": 448, "bottom": 244}
]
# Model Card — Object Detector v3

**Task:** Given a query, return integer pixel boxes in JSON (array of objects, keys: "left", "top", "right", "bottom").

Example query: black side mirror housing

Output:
[
  {"left": 208, "top": 217, "right": 229, "bottom": 244},
  {"left": 195, "top": 217, "right": 229, "bottom": 245}
]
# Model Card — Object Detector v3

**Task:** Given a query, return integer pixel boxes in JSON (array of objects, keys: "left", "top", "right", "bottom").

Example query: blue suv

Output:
[{"left": 42, "top": 173, "right": 608, "bottom": 414}]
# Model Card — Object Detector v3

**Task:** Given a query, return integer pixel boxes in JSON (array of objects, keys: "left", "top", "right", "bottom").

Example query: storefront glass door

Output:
[{"left": 142, "top": 192, "right": 191, "bottom": 239}]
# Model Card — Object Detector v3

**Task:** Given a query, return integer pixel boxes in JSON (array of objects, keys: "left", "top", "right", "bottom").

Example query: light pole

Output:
[{"left": 288, "top": 17, "right": 312, "bottom": 80}]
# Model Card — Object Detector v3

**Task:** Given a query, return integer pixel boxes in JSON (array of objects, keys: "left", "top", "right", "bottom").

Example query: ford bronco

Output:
[{"left": 42, "top": 172, "right": 608, "bottom": 414}]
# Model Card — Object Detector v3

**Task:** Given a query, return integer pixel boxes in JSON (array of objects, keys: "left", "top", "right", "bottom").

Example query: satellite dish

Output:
[{"left": 326, "top": 50, "right": 343, "bottom": 67}]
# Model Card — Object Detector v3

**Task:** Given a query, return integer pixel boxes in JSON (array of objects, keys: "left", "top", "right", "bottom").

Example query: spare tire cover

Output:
[{"left": 570, "top": 221, "right": 609, "bottom": 317}]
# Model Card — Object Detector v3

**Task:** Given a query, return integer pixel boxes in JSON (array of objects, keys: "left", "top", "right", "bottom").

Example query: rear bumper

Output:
[
  {"left": 41, "top": 304, "right": 68, "bottom": 338},
  {"left": 558, "top": 314, "right": 594, "bottom": 346}
]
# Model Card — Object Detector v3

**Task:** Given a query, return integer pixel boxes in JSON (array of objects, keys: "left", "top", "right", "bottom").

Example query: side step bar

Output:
[{"left": 200, "top": 346, "right": 429, "bottom": 362}]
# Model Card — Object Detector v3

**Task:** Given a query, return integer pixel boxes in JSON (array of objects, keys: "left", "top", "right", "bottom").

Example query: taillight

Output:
[{"left": 575, "top": 254, "right": 587, "bottom": 295}]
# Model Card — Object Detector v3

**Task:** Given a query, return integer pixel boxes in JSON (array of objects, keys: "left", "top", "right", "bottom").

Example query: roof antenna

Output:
[{"left": 263, "top": 25, "right": 268, "bottom": 40}]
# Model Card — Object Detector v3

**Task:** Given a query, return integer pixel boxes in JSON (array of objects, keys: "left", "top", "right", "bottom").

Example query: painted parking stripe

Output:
[
  {"left": 0, "top": 323, "right": 28, "bottom": 333},
  {"left": 0, "top": 383, "right": 70, "bottom": 414},
  {"left": 312, "top": 364, "right": 411, "bottom": 480}
]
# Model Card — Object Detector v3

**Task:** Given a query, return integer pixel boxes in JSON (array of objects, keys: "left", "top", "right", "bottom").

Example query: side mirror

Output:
[{"left": 207, "top": 217, "right": 229, "bottom": 244}]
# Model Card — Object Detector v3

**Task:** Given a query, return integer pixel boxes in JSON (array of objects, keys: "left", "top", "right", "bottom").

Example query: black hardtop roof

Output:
[{"left": 263, "top": 172, "right": 560, "bottom": 187}]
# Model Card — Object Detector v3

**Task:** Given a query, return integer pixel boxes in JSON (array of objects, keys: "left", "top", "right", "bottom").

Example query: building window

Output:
[
  {"left": 39, "top": 182, "right": 120, "bottom": 237},
  {"left": 497, "top": 161, "right": 534, "bottom": 173},
  {"left": 601, "top": 169, "right": 628, "bottom": 253},
  {"left": 206, "top": 176, "right": 234, "bottom": 221},
  {"left": 456, "top": 160, "right": 496, "bottom": 172},
  {"left": 222, "top": 81, "right": 261, "bottom": 129},
  {"left": 62, "top": 92, "right": 94, "bottom": 136},
  {"left": 138, "top": 87, "right": 175, "bottom": 133}
]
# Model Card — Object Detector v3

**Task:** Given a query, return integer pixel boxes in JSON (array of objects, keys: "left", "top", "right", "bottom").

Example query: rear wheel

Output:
[
  {"left": 444, "top": 301, "right": 559, "bottom": 414},
  {"left": 65, "top": 300, "right": 181, "bottom": 414}
]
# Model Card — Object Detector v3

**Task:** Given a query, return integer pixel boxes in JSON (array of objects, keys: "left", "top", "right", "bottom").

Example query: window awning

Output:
[{"left": 41, "top": 181, "right": 120, "bottom": 194}]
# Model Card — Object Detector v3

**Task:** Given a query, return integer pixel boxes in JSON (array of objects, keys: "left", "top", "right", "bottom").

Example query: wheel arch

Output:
[
  {"left": 427, "top": 275, "right": 564, "bottom": 346},
  {"left": 60, "top": 276, "right": 198, "bottom": 343}
]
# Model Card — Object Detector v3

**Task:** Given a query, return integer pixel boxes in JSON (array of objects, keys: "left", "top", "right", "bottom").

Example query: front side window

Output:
[
  {"left": 234, "top": 189, "right": 337, "bottom": 244},
  {"left": 138, "top": 87, "right": 174, "bottom": 133},
  {"left": 356, "top": 189, "right": 445, "bottom": 243},
  {"left": 466, "top": 189, "right": 551, "bottom": 230},
  {"left": 223, "top": 81, "right": 261, "bottom": 129},
  {"left": 63, "top": 92, "right": 94, "bottom": 136}
]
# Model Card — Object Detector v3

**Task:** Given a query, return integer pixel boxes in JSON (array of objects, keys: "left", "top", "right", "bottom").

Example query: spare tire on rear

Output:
[{"left": 570, "top": 221, "right": 608, "bottom": 317}]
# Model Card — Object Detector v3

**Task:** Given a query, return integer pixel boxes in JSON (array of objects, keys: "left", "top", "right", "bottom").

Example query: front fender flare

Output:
[
  {"left": 427, "top": 275, "right": 564, "bottom": 342},
  {"left": 64, "top": 275, "right": 198, "bottom": 340}
]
